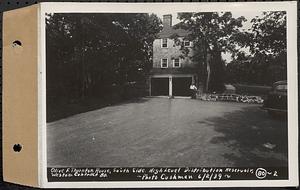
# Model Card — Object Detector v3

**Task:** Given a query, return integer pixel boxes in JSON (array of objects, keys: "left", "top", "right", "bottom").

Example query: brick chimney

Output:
[{"left": 163, "top": 14, "right": 172, "bottom": 27}]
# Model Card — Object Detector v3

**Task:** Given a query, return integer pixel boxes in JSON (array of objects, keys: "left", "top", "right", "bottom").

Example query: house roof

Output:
[{"left": 158, "top": 24, "right": 190, "bottom": 39}]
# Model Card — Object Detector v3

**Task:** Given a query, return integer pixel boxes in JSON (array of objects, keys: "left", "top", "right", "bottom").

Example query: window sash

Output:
[
  {"left": 161, "top": 59, "right": 168, "bottom": 68},
  {"left": 184, "top": 40, "right": 190, "bottom": 47},
  {"left": 173, "top": 58, "right": 180, "bottom": 67},
  {"left": 161, "top": 38, "right": 168, "bottom": 48}
]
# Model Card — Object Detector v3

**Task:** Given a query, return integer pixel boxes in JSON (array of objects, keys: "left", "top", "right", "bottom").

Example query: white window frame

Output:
[
  {"left": 161, "top": 38, "right": 168, "bottom": 48},
  {"left": 161, "top": 58, "right": 168, "bottom": 68},
  {"left": 173, "top": 58, "right": 181, "bottom": 68},
  {"left": 183, "top": 40, "right": 191, "bottom": 47}
]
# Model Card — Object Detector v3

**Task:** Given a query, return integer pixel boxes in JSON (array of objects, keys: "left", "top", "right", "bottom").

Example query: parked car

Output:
[{"left": 262, "top": 80, "right": 287, "bottom": 116}]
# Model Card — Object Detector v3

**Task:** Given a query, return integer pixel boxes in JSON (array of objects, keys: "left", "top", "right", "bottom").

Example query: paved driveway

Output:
[{"left": 47, "top": 97, "right": 288, "bottom": 167}]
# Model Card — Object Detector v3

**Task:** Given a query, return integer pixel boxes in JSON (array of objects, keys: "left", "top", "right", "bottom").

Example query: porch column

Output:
[{"left": 169, "top": 76, "right": 172, "bottom": 97}]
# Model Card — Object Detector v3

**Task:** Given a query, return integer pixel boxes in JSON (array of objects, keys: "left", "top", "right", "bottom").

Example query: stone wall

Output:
[{"left": 198, "top": 93, "right": 264, "bottom": 104}]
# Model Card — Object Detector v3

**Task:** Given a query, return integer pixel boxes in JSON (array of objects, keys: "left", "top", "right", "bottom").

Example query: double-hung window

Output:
[
  {"left": 173, "top": 58, "right": 180, "bottom": 68},
  {"left": 161, "top": 38, "right": 168, "bottom": 48},
  {"left": 183, "top": 40, "right": 191, "bottom": 47},
  {"left": 161, "top": 58, "right": 168, "bottom": 68}
]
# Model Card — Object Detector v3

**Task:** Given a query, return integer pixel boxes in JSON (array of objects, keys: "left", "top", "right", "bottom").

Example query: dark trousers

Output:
[{"left": 190, "top": 89, "right": 196, "bottom": 99}]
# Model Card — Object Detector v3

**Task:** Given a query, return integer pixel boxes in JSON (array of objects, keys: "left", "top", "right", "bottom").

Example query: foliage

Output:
[
  {"left": 226, "top": 11, "right": 287, "bottom": 85},
  {"left": 46, "top": 13, "right": 161, "bottom": 106},
  {"left": 175, "top": 12, "right": 246, "bottom": 92},
  {"left": 249, "top": 11, "right": 286, "bottom": 56}
]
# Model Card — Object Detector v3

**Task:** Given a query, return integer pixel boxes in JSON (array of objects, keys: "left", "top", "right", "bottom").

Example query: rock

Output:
[
  {"left": 224, "top": 84, "right": 236, "bottom": 94},
  {"left": 263, "top": 142, "right": 276, "bottom": 149}
]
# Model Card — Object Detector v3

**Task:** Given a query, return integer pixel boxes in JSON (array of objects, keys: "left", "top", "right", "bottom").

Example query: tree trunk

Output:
[
  {"left": 203, "top": 38, "right": 211, "bottom": 92},
  {"left": 205, "top": 55, "right": 211, "bottom": 92},
  {"left": 81, "top": 47, "right": 85, "bottom": 99}
]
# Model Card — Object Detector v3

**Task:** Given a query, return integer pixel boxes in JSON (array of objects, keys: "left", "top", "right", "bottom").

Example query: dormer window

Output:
[
  {"left": 173, "top": 58, "right": 180, "bottom": 68},
  {"left": 161, "top": 38, "right": 168, "bottom": 48},
  {"left": 161, "top": 58, "right": 168, "bottom": 68},
  {"left": 184, "top": 40, "right": 191, "bottom": 47}
]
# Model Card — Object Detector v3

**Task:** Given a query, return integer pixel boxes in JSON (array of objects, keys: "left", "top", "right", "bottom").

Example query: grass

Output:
[{"left": 233, "top": 84, "right": 272, "bottom": 96}]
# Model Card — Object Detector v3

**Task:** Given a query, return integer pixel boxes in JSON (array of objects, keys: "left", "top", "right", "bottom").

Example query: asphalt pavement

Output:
[{"left": 47, "top": 97, "right": 288, "bottom": 167}]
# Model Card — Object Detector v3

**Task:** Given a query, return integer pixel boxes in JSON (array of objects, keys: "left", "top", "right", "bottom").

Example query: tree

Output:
[
  {"left": 249, "top": 11, "right": 287, "bottom": 84},
  {"left": 46, "top": 13, "right": 161, "bottom": 104},
  {"left": 175, "top": 12, "right": 246, "bottom": 92},
  {"left": 229, "top": 11, "right": 287, "bottom": 85},
  {"left": 249, "top": 11, "right": 286, "bottom": 57}
]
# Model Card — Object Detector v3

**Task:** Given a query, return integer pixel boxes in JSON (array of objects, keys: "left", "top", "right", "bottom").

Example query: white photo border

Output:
[{"left": 39, "top": 2, "right": 298, "bottom": 188}]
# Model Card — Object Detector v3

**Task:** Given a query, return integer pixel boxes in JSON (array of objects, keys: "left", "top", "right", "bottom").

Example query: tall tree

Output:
[
  {"left": 249, "top": 11, "right": 286, "bottom": 57},
  {"left": 46, "top": 13, "right": 161, "bottom": 103},
  {"left": 229, "top": 11, "right": 287, "bottom": 85},
  {"left": 176, "top": 12, "right": 246, "bottom": 92}
]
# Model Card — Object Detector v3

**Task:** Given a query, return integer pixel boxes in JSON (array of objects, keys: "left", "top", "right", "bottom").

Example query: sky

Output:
[{"left": 153, "top": 11, "right": 265, "bottom": 62}]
